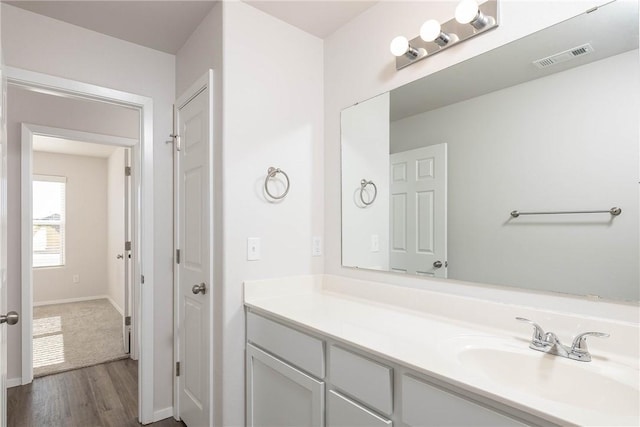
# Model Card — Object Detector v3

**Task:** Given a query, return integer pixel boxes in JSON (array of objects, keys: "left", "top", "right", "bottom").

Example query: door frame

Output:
[
  {"left": 21, "top": 124, "right": 139, "bottom": 384},
  {"left": 173, "top": 69, "right": 215, "bottom": 423},
  {"left": 6, "top": 66, "right": 155, "bottom": 424}
]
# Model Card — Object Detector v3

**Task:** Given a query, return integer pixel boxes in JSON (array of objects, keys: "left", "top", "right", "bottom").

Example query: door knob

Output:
[
  {"left": 433, "top": 260, "right": 447, "bottom": 268},
  {"left": 0, "top": 311, "right": 19, "bottom": 325},
  {"left": 192, "top": 283, "right": 207, "bottom": 295},
  {"left": 116, "top": 254, "right": 124, "bottom": 259}
]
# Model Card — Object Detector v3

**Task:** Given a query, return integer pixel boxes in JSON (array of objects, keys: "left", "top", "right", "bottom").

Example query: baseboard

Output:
[
  {"left": 7, "top": 378, "right": 22, "bottom": 388},
  {"left": 106, "top": 296, "right": 124, "bottom": 316},
  {"left": 34, "top": 295, "right": 110, "bottom": 307},
  {"left": 153, "top": 407, "right": 174, "bottom": 422}
]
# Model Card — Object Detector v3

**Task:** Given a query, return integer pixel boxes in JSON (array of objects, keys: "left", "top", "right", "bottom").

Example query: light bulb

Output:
[
  {"left": 420, "top": 20, "right": 442, "bottom": 42},
  {"left": 455, "top": 0, "right": 480, "bottom": 24},
  {"left": 390, "top": 36, "right": 409, "bottom": 57}
]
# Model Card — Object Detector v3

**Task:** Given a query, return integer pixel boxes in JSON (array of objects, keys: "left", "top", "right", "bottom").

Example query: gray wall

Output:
[{"left": 390, "top": 50, "right": 639, "bottom": 300}]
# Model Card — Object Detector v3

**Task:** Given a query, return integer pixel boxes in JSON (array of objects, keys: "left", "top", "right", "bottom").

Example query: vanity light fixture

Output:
[
  {"left": 392, "top": 0, "right": 499, "bottom": 70},
  {"left": 390, "top": 36, "right": 425, "bottom": 59},
  {"left": 420, "top": 20, "right": 451, "bottom": 47},
  {"left": 455, "top": 0, "right": 494, "bottom": 30}
]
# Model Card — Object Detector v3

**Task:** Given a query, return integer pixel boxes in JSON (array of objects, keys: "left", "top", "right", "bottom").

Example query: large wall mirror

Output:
[{"left": 341, "top": 0, "right": 639, "bottom": 301}]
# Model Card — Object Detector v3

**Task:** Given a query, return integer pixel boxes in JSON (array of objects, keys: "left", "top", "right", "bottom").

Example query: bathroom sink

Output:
[{"left": 441, "top": 336, "right": 640, "bottom": 418}]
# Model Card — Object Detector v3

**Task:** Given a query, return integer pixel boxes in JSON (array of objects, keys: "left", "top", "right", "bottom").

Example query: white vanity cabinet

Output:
[
  {"left": 246, "top": 312, "right": 325, "bottom": 427},
  {"left": 246, "top": 310, "right": 538, "bottom": 427},
  {"left": 246, "top": 344, "right": 324, "bottom": 427},
  {"left": 401, "top": 374, "right": 527, "bottom": 427},
  {"left": 328, "top": 390, "right": 392, "bottom": 427}
]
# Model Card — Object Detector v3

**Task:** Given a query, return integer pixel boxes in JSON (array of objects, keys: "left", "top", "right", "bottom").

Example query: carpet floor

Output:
[{"left": 33, "top": 299, "right": 128, "bottom": 378}]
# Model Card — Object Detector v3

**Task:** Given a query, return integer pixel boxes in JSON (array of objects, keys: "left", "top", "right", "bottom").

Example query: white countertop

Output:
[{"left": 244, "top": 274, "right": 640, "bottom": 427}]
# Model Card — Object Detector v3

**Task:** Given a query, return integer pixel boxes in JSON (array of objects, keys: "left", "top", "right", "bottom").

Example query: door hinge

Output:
[
  {"left": 170, "top": 133, "right": 181, "bottom": 151},
  {"left": 141, "top": 275, "right": 145, "bottom": 284},
  {"left": 124, "top": 166, "right": 132, "bottom": 176},
  {"left": 176, "top": 362, "right": 180, "bottom": 377},
  {"left": 176, "top": 249, "right": 181, "bottom": 264},
  {"left": 125, "top": 241, "right": 132, "bottom": 251},
  {"left": 125, "top": 316, "right": 131, "bottom": 326}
]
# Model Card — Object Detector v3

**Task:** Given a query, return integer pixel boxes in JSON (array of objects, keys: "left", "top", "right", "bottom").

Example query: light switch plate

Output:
[
  {"left": 312, "top": 236, "right": 322, "bottom": 256},
  {"left": 371, "top": 234, "right": 379, "bottom": 252},
  {"left": 247, "top": 237, "right": 261, "bottom": 261}
]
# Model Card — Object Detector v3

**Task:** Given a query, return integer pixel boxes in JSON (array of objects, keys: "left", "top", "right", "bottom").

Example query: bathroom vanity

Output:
[{"left": 244, "top": 276, "right": 640, "bottom": 427}]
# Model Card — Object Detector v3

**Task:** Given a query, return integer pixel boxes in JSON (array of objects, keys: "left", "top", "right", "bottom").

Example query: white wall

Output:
[
  {"left": 2, "top": 4, "right": 176, "bottom": 413},
  {"left": 390, "top": 50, "right": 639, "bottom": 300},
  {"left": 177, "top": 2, "right": 324, "bottom": 426},
  {"left": 324, "top": 0, "right": 639, "bottom": 308},
  {"left": 341, "top": 92, "right": 389, "bottom": 270},
  {"left": 107, "top": 147, "right": 126, "bottom": 314},
  {"left": 32, "top": 152, "right": 108, "bottom": 304},
  {"left": 221, "top": 2, "right": 324, "bottom": 425},
  {"left": 176, "top": 4, "right": 324, "bottom": 424}
]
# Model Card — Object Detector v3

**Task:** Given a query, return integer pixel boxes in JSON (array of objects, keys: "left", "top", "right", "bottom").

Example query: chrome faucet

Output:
[{"left": 516, "top": 317, "right": 609, "bottom": 362}]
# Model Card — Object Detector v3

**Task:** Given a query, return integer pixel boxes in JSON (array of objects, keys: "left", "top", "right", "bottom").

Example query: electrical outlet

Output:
[
  {"left": 73, "top": 274, "right": 80, "bottom": 284},
  {"left": 371, "top": 235, "right": 380, "bottom": 252},
  {"left": 247, "top": 237, "right": 261, "bottom": 261},
  {"left": 312, "top": 236, "right": 322, "bottom": 256}
]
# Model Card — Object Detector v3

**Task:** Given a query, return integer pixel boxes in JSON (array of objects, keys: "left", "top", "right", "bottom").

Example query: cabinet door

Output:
[
  {"left": 402, "top": 375, "right": 526, "bottom": 427},
  {"left": 328, "top": 390, "right": 392, "bottom": 427},
  {"left": 247, "top": 344, "right": 324, "bottom": 427}
]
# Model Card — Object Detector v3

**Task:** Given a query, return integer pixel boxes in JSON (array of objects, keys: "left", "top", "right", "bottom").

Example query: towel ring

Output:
[
  {"left": 360, "top": 179, "right": 377, "bottom": 206},
  {"left": 265, "top": 167, "right": 290, "bottom": 200}
]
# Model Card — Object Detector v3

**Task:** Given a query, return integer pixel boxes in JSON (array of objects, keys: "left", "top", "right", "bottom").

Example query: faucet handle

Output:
[
  {"left": 571, "top": 331, "right": 610, "bottom": 353},
  {"left": 515, "top": 317, "right": 546, "bottom": 343}
]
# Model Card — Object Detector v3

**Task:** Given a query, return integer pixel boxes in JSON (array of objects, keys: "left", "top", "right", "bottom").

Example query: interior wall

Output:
[
  {"left": 390, "top": 50, "right": 639, "bottom": 300},
  {"left": 2, "top": 3, "right": 176, "bottom": 414},
  {"left": 323, "top": 0, "right": 633, "bottom": 309},
  {"left": 107, "top": 147, "right": 126, "bottom": 314},
  {"left": 176, "top": 3, "right": 324, "bottom": 424},
  {"left": 341, "top": 92, "right": 390, "bottom": 270},
  {"left": 32, "top": 152, "right": 108, "bottom": 304},
  {"left": 222, "top": 2, "right": 324, "bottom": 425}
]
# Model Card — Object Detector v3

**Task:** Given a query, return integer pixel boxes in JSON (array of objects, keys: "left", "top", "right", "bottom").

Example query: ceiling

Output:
[
  {"left": 4, "top": 1, "right": 218, "bottom": 54},
  {"left": 4, "top": 0, "right": 378, "bottom": 54},
  {"left": 33, "top": 135, "right": 120, "bottom": 158},
  {"left": 246, "top": 1, "right": 377, "bottom": 38}
]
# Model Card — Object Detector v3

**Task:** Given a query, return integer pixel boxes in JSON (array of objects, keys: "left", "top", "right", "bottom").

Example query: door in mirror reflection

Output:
[{"left": 390, "top": 144, "right": 447, "bottom": 277}]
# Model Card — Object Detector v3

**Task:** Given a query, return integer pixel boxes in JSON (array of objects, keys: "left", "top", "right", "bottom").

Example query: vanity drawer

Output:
[
  {"left": 247, "top": 311, "right": 324, "bottom": 378},
  {"left": 328, "top": 390, "right": 392, "bottom": 427},
  {"left": 401, "top": 374, "right": 526, "bottom": 427},
  {"left": 329, "top": 345, "right": 393, "bottom": 415}
]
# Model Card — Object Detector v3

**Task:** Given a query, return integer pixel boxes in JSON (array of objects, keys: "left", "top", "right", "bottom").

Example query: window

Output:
[{"left": 33, "top": 175, "right": 66, "bottom": 268}]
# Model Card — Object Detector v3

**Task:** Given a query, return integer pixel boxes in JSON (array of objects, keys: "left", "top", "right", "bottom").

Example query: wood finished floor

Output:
[{"left": 8, "top": 358, "right": 186, "bottom": 427}]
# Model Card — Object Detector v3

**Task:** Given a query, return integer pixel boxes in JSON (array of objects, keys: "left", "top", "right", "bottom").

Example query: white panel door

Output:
[
  {"left": 123, "top": 148, "right": 131, "bottom": 354},
  {"left": 0, "top": 35, "right": 7, "bottom": 426},
  {"left": 176, "top": 73, "right": 213, "bottom": 427},
  {"left": 390, "top": 144, "right": 447, "bottom": 277}
]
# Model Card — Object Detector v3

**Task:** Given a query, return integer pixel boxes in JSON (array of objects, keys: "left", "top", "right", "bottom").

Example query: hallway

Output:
[{"left": 7, "top": 359, "right": 185, "bottom": 427}]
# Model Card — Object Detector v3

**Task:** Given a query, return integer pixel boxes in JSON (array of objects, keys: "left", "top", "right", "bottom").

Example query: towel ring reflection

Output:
[
  {"left": 265, "top": 167, "right": 290, "bottom": 200},
  {"left": 360, "top": 179, "right": 377, "bottom": 206}
]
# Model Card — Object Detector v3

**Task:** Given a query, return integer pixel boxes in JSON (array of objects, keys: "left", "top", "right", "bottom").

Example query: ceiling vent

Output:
[{"left": 533, "top": 43, "right": 594, "bottom": 69}]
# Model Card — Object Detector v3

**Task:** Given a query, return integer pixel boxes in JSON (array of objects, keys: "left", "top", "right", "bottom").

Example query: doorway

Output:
[
  {"left": 4, "top": 66, "right": 155, "bottom": 423},
  {"left": 24, "top": 128, "right": 135, "bottom": 378}
]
